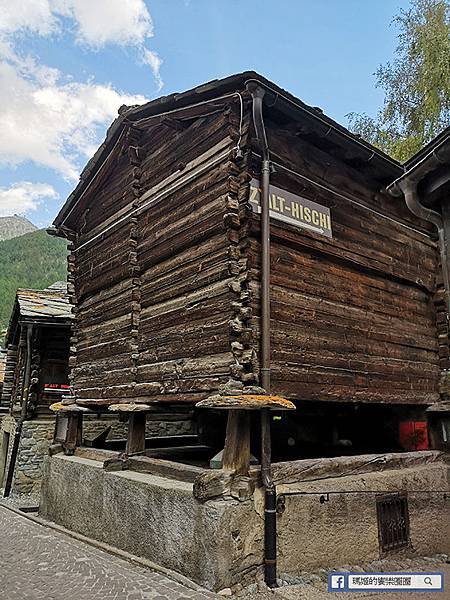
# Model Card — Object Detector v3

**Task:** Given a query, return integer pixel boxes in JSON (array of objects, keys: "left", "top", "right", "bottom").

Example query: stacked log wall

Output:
[
  {"left": 9, "top": 328, "right": 27, "bottom": 413},
  {"left": 247, "top": 119, "right": 441, "bottom": 405},
  {"left": 66, "top": 93, "right": 442, "bottom": 408},
  {"left": 0, "top": 345, "right": 18, "bottom": 409},
  {"left": 70, "top": 101, "right": 252, "bottom": 404},
  {"left": 135, "top": 103, "right": 254, "bottom": 402},
  {"left": 71, "top": 124, "right": 146, "bottom": 402}
]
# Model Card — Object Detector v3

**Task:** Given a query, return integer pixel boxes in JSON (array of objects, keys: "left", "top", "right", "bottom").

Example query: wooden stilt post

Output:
[
  {"left": 64, "top": 413, "right": 81, "bottom": 455},
  {"left": 195, "top": 393, "right": 295, "bottom": 503},
  {"left": 126, "top": 412, "right": 146, "bottom": 455},
  {"left": 222, "top": 409, "right": 251, "bottom": 475},
  {"left": 76, "top": 412, "right": 83, "bottom": 446}
]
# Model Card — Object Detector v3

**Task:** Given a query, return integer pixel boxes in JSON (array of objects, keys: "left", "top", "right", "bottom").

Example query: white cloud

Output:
[
  {"left": 141, "top": 48, "right": 163, "bottom": 91},
  {"left": 0, "top": 57, "right": 147, "bottom": 180},
  {"left": 0, "top": 0, "right": 155, "bottom": 181},
  {"left": 52, "top": 0, "right": 154, "bottom": 47},
  {"left": 0, "top": 1, "right": 57, "bottom": 36},
  {"left": 0, "top": 182, "right": 58, "bottom": 216},
  {"left": 0, "top": 0, "right": 162, "bottom": 86}
]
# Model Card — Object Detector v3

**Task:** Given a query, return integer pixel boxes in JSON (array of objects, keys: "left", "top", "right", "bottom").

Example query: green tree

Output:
[
  {"left": 348, "top": 0, "right": 450, "bottom": 162},
  {"left": 0, "top": 229, "right": 68, "bottom": 336}
]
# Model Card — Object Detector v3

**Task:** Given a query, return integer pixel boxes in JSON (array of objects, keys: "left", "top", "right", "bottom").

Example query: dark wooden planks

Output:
[{"left": 70, "top": 99, "right": 246, "bottom": 406}]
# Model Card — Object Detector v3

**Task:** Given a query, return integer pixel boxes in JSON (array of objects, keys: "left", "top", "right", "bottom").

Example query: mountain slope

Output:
[
  {"left": 0, "top": 216, "right": 37, "bottom": 242},
  {"left": 0, "top": 229, "right": 68, "bottom": 332}
]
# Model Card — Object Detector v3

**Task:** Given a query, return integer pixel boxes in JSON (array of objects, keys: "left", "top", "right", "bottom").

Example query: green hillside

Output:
[{"left": 0, "top": 229, "right": 68, "bottom": 333}]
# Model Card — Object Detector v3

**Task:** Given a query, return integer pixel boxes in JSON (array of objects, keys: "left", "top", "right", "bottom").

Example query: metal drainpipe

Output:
[
  {"left": 3, "top": 324, "right": 33, "bottom": 497},
  {"left": 400, "top": 180, "right": 450, "bottom": 313},
  {"left": 246, "top": 82, "right": 277, "bottom": 588}
]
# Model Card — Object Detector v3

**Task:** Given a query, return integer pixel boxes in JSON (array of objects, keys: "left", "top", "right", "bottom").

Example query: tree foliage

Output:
[
  {"left": 348, "top": 0, "right": 450, "bottom": 161},
  {"left": 0, "top": 229, "right": 68, "bottom": 335}
]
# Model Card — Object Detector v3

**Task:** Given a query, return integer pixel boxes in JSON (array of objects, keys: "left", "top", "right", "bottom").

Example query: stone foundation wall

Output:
[
  {"left": 273, "top": 462, "right": 450, "bottom": 574},
  {"left": 40, "top": 454, "right": 251, "bottom": 591},
  {"left": 82, "top": 414, "right": 193, "bottom": 441},
  {"left": 39, "top": 452, "right": 450, "bottom": 591},
  {"left": 0, "top": 414, "right": 194, "bottom": 497}
]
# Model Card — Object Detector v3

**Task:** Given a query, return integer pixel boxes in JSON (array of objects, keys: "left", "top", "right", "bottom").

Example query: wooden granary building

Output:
[
  {"left": 51, "top": 72, "right": 450, "bottom": 459},
  {"left": 42, "top": 74, "right": 450, "bottom": 591},
  {"left": 0, "top": 282, "right": 72, "bottom": 416},
  {"left": 0, "top": 283, "right": 72, "bottom": 495}
]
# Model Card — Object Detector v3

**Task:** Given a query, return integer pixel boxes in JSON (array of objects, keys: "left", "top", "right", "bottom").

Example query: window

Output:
[{"left": 376, "top": 494, "right": 410, "bottom": 553}]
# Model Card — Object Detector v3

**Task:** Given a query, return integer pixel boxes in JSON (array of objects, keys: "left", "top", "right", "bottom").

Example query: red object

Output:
[
  {"left": 399, "top": 421, "right": 429, "bottom": 451},
  {"left": 42, "top": 383, "right": 71, "bottom": 394}
]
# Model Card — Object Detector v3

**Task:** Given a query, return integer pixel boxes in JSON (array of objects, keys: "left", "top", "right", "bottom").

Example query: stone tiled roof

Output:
[{"left": 15, "top": 282, "right": 72, "bottom": 321}]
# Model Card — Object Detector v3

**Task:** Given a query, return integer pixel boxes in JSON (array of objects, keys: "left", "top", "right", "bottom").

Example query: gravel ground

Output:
[{"left": 232, "top": 555, "right": 449, "bottom": 600}]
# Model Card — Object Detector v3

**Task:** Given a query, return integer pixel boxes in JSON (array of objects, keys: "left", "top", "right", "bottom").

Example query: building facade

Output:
[
  {"left": 0, "top": 283, "right": 72, "bottom": 496},
  {"left": 50, "top": 72, "right": 449, "bottom": 457},
  {"left": 41, "top": 73, "right": 450, "bottom": 590}
]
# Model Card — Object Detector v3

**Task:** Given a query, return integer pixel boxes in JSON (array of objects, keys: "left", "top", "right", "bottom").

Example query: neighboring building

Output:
[
  {"left": 387, "top": 125, "right": 450, "bottom": 451},
  {"left": 41, "top": 74, "right": 450, "bottom": 590},
  {"left": 0, "top": 281, "right": 192, "bottom": 497},
  {"left": 0, "top": 348, "right": 6, "bottom": 412},
  {"left": 0, "top": 283, "right": 72, "bottom": 496}
]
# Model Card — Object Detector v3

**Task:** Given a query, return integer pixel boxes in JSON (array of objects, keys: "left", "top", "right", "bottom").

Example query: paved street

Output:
[
  {"left": 0, "top": 504, "right": 448, "bottom": 600},
  {"left": 0, "top": 505, "right": 217, "bottom": 600}
]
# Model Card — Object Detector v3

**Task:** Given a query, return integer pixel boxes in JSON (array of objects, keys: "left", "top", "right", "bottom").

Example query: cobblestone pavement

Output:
[
  {"left": 0, "top": 505, "right": 218, "bottom": 600},
  {"left": 1, "top": 504, "right": 448, "bottom": 600}
]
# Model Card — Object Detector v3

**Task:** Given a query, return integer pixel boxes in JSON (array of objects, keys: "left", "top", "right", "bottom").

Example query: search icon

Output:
[{"left": 424, "top": 577, "right": 433, "bottom": 586}]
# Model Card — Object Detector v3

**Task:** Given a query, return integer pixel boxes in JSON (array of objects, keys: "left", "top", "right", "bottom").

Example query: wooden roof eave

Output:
[
  {"left": 387, "top": 132, "right": 450, "bottom": 199},
  {"left": 54, "top": 71, "right": 404, "bottom": 232}
]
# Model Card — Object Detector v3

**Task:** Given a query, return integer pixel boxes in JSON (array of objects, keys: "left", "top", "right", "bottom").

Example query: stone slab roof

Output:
[{"left": 15, "top": 282, "right": 72, "bottom": 321}]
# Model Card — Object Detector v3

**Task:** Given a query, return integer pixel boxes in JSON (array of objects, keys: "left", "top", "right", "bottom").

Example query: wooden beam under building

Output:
[
  {"left": 126, "top": 412, "right": 147, "bottom": 455},
  {"left": 222, "top": 410, "right": 251, "bottom": 475}
]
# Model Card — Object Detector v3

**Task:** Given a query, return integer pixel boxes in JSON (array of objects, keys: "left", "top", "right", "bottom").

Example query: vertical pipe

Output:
[
  {"left": 262, "top": 408, "right": 277, "bottom": 587},
  {"left": 261, "top": 158, "right": 271, "bottom": 392},
  {"left": 401, "top": 183, "right": 450, "bottom": 449},
  {"left": 403, "top": 184, "right": 450, "bottom": 312},
  {"left": 246, "top": 83, "right": 271, "bottom": 393},
  {"left": 4, "top": 324, "right": 32, "bottom": 497},
  {"left": 246, "top": 82, "right": 278, "bottom": 588}
]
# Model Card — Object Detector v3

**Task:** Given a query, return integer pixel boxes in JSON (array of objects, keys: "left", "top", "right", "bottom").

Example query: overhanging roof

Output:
[
  {"left": 5, "top": 282, "right": 72, "bottom": 346},
  {"left": 387, "top": 127, "right": 450, "bottom": 203},
  {"left": 16, "top": 282, "right": 72, "bottom": 321},
  {"left": 54, "top": 71, "right": 403, "bottom": 229},
  {"left": 405, "top": 126, "right": 450, "bottom": 170}
]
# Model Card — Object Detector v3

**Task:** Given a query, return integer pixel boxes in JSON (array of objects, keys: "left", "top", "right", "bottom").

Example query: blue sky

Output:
[{"left": 0, "top": 0, "right": 410, "bottom": 228}]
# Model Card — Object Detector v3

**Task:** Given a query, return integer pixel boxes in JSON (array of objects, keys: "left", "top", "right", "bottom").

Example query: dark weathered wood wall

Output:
[
  {"left": 70, "top": 100, "right": 254, "bottom": 404},
  {"left": 246, "top": 117, "right": 441, "bottom": 404},
  {"left": 0, "top": 344, "right": 18, "bottom": 409},
  {"left": 67, "top": 91, "right": 442, "bottom": 408}
]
